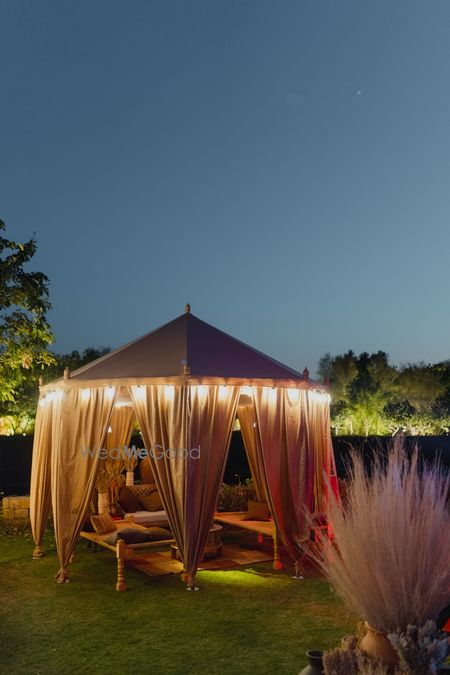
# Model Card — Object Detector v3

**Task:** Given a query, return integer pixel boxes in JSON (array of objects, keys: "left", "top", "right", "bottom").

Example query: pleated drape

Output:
[
  {"left": 105, "top": 405, "right": 135, "bottom": 451},
  {"left": 30, "top": 398, "right": 54, "bottom": 558},
  {"left": 130, "top": 384, "right": 239, "bottom": 587},
  {"left": 305, "top": 392, "right": 336, "bottom": 513},
  {"left": 236, "top": 403, "right": 269, "bottom": 502},
  {"left": 51, "top": 386, "right": 116, "bottom": 582},
  {"left": 238, "top": 387, "right": 315, "bottom": 568}
]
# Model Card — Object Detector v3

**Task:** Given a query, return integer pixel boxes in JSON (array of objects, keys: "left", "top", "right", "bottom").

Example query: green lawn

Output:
[{"left": 0, "top": 531, "right": 355, "bottom": 675}]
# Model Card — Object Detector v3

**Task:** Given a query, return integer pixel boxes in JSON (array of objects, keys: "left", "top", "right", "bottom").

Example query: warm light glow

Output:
[
  {"left": 265, "top": 387, "right": 277, "bottom": 405},
  {"left": 104, "top": 386, "right": 116, "bottom": 401},
  {"left": 198, "top": 385, "right": 208, "bottom": 401},
  {"left": 240, "top": 386, "right": 253, "bottom": 397},
  {"left": 287, "top": 388, "right": 300, "bottom": 405},
  {"left": 40, "top": 390, "right": 64, "bottom": 405},
  {"left": 114, "top": 400, "right": 133, "bottom": 408},
  {"left": 218, "top": 385, "right": 228, "bottom": 400},
  {"left": 107, "top": 425, "right": 112, "bottom": 433},
  {"left": 164, "top": 385, "right": 174, "bottom": 401},
  {"left": 81, "top": 388, "right": 91, "bottom": 402},
  {"left": 308, "top": 390, "right": 331, "bottom": 403},
  {"left": 132, "top": 385, "right": 146, "bottom": 402}
]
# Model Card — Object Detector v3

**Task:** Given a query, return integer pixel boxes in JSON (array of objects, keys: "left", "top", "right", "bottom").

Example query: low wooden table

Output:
[{"left": 171, "top": 524, "right": 223, "bottom": 561}]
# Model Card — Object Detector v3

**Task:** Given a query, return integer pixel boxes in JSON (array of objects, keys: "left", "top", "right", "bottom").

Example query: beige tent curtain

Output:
[
  {"left": 105, "top": 405, "right": 135, "bottom": 451},
  {"left": 130, "top": 384, "right": 239, "bottom": 588},
  {"left": 306, "top": 393, "right": 334, "bottom": 513},
  {"left": 51, "top": 386, "right": 116, "bottom": 582},
  {"left": 30, "top": 397, "right": 54, "bottom": 558},
  {"left": 236, "top": 402, "right": 269, "bottom": 502},
  {"left": 239, "top": 387, "right": 314, "bottom": 568}
]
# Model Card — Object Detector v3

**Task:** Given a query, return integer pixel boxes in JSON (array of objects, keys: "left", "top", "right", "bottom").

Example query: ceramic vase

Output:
[
  {"left": 298, "top": 650, "right": 324, "bottom": 675},
  {"left": 360, "top": 623, "right": 398, "bottom": 668},
  {"left": 98, "top": 492, "right": 109, "bottom": 514}
]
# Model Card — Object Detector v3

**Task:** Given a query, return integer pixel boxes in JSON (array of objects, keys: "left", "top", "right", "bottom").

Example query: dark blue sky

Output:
[{"left": 2, "top": 1, "right": 450, "bottom": 376}]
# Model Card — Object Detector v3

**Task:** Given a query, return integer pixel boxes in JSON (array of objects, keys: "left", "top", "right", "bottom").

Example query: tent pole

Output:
[
  {"left": 116, "top": 539, "right": 127, "bottom": 592},
  {"left": 273, "top": 526, "right": 283, "bottom": 570}
]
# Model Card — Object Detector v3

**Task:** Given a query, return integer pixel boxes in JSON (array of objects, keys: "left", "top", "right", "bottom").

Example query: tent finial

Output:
[
  {"left": 185, "top": 303, "right": 191, "bottom": 313},
  {"left": 64, "top": 367, "right": 70, "bottom": 380},
  {"left": 302, "top": 367, "right": 309, "bottom": 380},
  {"left": 39, "top": 375, "right": 44, "bottom": 387}
]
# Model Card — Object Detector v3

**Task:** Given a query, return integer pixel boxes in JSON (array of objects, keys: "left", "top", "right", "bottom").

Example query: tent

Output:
[{"left": 30, "top": 305, "right": 337, "bottom": 589}]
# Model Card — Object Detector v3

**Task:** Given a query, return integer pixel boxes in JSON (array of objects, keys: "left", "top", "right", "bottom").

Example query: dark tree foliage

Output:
[
  {"left": 322, "top": 350, "right": 450, "bottom": 436},
  {"left": 0, "top": 347, "right": 110, "bottom": 434},
  {"left": 0, "top": 220, "right": 55, "bottom": 402}
]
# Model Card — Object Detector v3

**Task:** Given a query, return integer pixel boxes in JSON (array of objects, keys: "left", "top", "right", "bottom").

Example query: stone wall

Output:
[{"left": 2, "top": 495, "right": 30, "bottom": 520}]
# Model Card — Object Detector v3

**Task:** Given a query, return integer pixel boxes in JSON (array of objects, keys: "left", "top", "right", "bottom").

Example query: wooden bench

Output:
[
  {"left": 214, "top": 512, "right": 282, "bottom": 569},
  {"left": 80, "top": 520, "right": 174, "bottom": 591}
]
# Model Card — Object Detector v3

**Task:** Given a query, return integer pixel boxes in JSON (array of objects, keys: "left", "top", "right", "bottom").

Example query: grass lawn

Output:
[{"left": 0, "top": 530, "right": 356, "bottom": 675}]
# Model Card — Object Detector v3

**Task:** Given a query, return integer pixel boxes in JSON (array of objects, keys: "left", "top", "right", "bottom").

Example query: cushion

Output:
[
  {"left": 129, "top": 510, "right": 168, "bottom": 525},
  {"left": 145, "top": 526, "right": 173, "bottom": 541},
  {"left": 139, "top": 490, "right": 164, "bottom": 512},
  {"left": 241, "top": 500, "right": 271, "bottom": 522},
  {"left": 103, "top": 530, "right": 120, "bottom": 546},
  {"left": 107, "top": 527, "right": 149, "bottom": 545},
  {"left": 131, "top": 484, "right": 158, "bottom": 499},
  {"left": 118, "top": 486, "right": 142, "bottom": 513},
  {"left": 103, "top": 526, "right": 172, "bottom": 546},
  {"left": 91, "top": 513, "right": 117, "bottom": 534}
]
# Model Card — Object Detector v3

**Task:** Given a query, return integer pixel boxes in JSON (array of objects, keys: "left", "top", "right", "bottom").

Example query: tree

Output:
[
  {"left": 383, "top": 399, "right": 416, "bottom": 436},
  {"left": 321, "top": 349, "right": 450, "bottom": 436},
  {"left": 431, "top": 387, "right": 450, "bottom": 434},
  {"left": 0, "top": 220, "right": 55, "bottom": 402},
  {"left": 0, "top": 347, "right": 110, "bottom": 434}
]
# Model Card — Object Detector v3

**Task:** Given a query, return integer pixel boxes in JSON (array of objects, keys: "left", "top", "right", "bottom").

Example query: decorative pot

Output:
[
  {"left": 98, "top": 492, "right": 109, "bottom": 514},
  {"left": 126, "top": 471, "right": 134, "bottom": 486},
  {"left": 298, "top": 650, "right": 324, "bottom": 675},
  {"left": 360, "top": 623, "right": 398, "bottom": 668}
]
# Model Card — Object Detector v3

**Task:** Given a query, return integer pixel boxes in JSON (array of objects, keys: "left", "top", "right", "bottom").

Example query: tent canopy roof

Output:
[{"left": 69, "top": 308, "right": 305, "bottom": 383}]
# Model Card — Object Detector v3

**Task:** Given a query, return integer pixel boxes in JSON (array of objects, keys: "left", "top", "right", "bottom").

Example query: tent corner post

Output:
[
  {"left": 273, "top": 528, "right": 283, "bottom": 570},
  {"left": 116, "top": 539, "right": 127, "bottom": 592}
]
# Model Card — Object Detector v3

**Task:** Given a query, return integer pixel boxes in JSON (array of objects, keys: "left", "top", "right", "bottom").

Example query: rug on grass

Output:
[{"left": 125, "top": 544, "right": 273, "bottom": 577}]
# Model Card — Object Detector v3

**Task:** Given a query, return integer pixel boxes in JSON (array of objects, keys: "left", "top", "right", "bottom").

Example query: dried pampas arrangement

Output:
[{"left": 313, "top": 441, "right": 450, "bottom": 633}]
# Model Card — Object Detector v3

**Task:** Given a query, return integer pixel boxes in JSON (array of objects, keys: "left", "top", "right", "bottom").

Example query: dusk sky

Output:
[{"left": 2, "top": 1, "right": 450, "bottom": 376}]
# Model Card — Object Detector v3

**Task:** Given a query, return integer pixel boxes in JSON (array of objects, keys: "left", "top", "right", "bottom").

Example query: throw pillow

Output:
[
  {"left": 118, "top": 486, "right": 141, "bottom": 513},
  {"left": 139, "top": 491, "right": 164, "bottom": 512},
  {"left": 91, "top": 513, "right": 117, "bottom": 534},
  {"left": 241, "top": 500, "right": 271, "bottom": 522}
]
